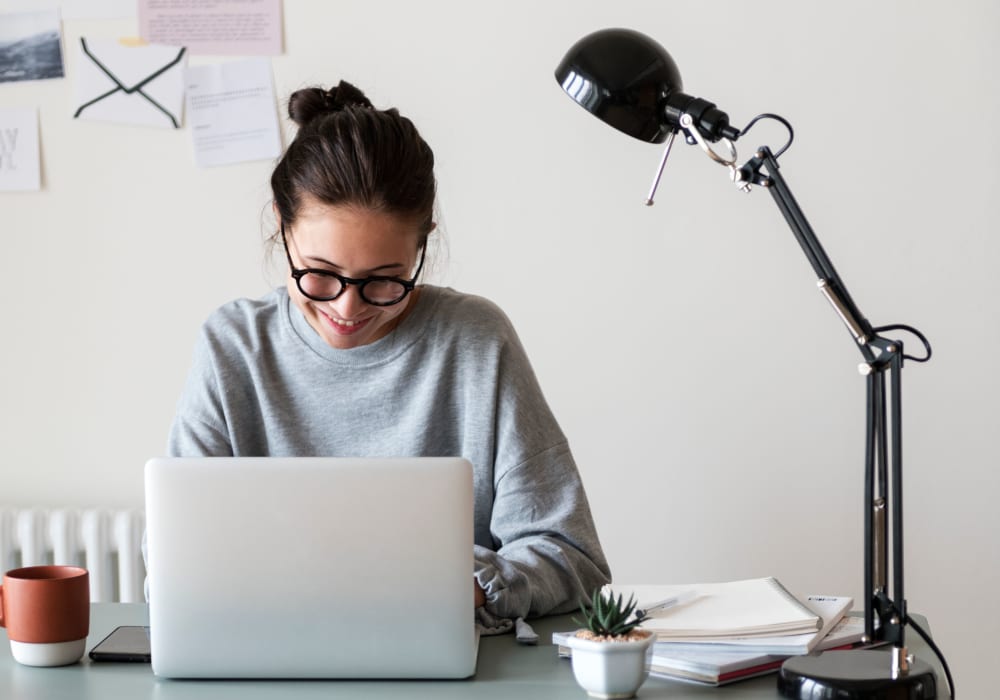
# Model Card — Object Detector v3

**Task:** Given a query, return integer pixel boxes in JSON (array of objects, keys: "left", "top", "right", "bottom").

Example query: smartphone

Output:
[{"left": 88, "top": 625, "right": 152, "bottom": 662}]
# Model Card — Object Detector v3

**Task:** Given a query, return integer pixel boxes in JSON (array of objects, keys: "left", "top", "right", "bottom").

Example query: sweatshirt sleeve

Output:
[
  {"left": 468, "top": 308, "right": 611, "bottom": 620},
  {"left": 473, "top": 441, "right": 611, "bottom": 620}
]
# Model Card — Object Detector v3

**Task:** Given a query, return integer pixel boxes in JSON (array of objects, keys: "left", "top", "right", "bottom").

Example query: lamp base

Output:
[{"left": 778, "top": 648, "right": 937, "bottom": 699}]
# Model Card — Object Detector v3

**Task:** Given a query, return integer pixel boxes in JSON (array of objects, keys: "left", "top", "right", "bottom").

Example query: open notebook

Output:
[
  {"left": 144, "top": 456, "right": 479, "bottom": 679},
  {"left": 611, "top": 577, "right": 820, "bottom": 640}
]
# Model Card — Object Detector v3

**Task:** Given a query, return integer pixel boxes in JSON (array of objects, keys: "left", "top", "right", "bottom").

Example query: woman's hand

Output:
[{"left": 474, "top": 580, "right": 486, "bottom": 608}]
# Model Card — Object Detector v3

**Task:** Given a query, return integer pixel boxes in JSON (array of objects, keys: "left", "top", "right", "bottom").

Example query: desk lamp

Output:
[{"left": 554, "top": 28, "right": 949, "bottom": 699}]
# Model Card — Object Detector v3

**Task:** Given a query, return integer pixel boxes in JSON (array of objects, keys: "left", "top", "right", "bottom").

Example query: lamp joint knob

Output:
[{"left": 729, "top": 164, "right": 752, "bottom": 193}]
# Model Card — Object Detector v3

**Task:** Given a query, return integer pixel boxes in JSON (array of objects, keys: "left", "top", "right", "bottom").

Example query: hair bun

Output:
[{"left": 288, "top": 80, "right": 374, "bottom": 127}]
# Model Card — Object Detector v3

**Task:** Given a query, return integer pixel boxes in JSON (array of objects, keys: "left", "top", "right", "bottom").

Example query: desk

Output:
[{"left": 1, "top": 604, "right": 945, "bottom": 699}]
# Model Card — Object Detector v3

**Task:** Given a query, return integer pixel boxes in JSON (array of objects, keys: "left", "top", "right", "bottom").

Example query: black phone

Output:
[{"left": 88, "top": 625, "right": 152, "bottom": 662}]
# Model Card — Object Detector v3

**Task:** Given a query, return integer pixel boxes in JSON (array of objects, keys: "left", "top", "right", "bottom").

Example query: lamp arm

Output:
[
  {"left": 738, "top": 146, "right": 879, "bottom": 359},
  {"left": 671, "top": 106, "right": 941, "bottom": 682},
  {"left": 733, "top": 143, "right": 912, "bottom": 652}
]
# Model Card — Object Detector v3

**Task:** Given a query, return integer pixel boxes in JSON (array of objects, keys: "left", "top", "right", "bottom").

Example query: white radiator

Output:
[{"left": 0, "top": 508, "right": 146, "bottom": 603}]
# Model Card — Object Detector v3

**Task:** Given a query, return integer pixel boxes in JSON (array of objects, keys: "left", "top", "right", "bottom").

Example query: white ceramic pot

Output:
[{"left": 562, "top": 630, "right": 655, "bottom": 699}]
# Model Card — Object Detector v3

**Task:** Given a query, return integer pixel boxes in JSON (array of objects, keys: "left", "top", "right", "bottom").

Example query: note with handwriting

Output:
[
  {"left": 138, "top": 0, "right": 282, "bottom": 56},
  {"left": 185, "top": 57, "right": 281, "bottom": 167}
]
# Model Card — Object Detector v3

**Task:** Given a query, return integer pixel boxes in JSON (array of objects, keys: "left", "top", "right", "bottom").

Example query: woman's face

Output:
[{"left": 282, "top": 199, "right": 425, "bottom": 350}]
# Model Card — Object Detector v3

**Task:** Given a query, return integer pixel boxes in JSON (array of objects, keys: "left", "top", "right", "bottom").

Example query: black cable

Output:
[
  {"left": 907, "top": 615, "right": 955, "bottom": 698},
  {"left": 739, "top": 113, "right": 795, "bottom": 157},
  {"left": 871, "top": 323, "right": 933, "bottom": 363}
]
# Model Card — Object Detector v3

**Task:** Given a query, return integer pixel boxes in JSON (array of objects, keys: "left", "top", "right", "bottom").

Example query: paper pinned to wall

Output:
[
  {"left": 0, "top": 107, "right": 41, "bottom": 192},
  {"left": 72, "top": 38, "right": 188, "bottom": 129},
  {"left": 185, "top": 57, "right": 282, "bottom": 168},
  {"left": 0, "top": 9, "right": 65, "bottom": 84},
  {"left": 138, "top": 0, "right": 283, "bottom": 56}
]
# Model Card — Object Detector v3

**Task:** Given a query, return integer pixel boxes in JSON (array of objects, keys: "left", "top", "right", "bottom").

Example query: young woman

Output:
[{"left": 166, "top": 81, "right": 610, "bottom": 626}]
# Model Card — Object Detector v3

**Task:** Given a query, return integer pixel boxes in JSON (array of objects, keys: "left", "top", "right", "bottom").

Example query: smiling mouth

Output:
[{"left": 320, "top": 310, "right": 370, "bottom": 333}]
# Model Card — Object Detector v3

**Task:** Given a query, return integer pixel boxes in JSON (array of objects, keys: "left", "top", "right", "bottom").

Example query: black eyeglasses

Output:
[{"left": 281, "top": 224, "right": 425, "bottom": 306}]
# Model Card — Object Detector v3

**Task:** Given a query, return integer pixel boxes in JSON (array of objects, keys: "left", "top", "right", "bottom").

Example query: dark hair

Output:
[{"left": 271, "top": 80, "right": 436, "bottom": 240}]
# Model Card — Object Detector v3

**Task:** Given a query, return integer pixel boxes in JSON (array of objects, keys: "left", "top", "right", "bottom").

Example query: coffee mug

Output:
[{"left": 0, "top": 565, "right": 90, "bottom": 667}]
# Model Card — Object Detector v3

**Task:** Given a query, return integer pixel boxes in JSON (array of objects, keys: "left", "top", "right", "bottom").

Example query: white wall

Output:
[{"left": 3, "top": 0, "right": 995, "bottom": 694}]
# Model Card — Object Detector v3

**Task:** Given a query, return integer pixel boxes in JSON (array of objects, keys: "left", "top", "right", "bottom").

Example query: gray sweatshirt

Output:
[{"left": 167, "top": 285, "right": 611, "bottom": 620}]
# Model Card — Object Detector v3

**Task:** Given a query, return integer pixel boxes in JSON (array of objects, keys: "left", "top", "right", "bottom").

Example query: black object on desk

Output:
[
  {"left": 553, "top": 27, "right": 949, "bottom": 699},
  {"left": 779, "top": 648, "right": 937, "bottom": 699},
  {"left": 89, "top": 625, "right": 152, "bottom": 662}
]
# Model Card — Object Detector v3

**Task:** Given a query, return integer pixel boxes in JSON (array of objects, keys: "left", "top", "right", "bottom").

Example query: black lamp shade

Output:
[{"left": 555, "top": 28, "right": 683, "bottom": 144}]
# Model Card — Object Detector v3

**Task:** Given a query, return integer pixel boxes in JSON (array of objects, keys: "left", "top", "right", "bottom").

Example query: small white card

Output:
[
  {"left": 0, "top": 107, "right": 41, "bottom": 192},
  {"left": 185, "top": 57, "right": 282, "bottom": 168}
]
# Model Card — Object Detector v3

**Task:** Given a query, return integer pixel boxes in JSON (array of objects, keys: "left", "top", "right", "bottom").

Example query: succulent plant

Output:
[{"left": 574, "top": 587, "right": 648, "bottom": 638}]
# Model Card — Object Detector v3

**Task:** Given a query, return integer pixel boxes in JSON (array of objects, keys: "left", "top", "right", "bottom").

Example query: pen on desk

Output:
[{"left": 635, "top": 589, "right": 697, "bottom": 618}]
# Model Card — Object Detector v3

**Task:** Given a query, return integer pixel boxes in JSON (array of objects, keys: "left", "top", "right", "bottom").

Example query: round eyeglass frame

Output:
[{"left": 280, "top": 223, "right": 426, "bottom": 307}]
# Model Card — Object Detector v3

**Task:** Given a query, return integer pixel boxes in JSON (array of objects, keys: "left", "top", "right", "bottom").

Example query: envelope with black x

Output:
[{"left": 73, "top": 37, "right": 187, "bottom": 129}]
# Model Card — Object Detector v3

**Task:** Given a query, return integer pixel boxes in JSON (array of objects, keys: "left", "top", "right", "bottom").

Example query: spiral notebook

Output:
[{"left": 609, "top": 577, "right": 820, "bottom": 640}]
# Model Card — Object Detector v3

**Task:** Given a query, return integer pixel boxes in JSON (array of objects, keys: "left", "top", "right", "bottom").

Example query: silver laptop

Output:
[{"left": 144, "top": 456, "right": 478, "bottom": 679}]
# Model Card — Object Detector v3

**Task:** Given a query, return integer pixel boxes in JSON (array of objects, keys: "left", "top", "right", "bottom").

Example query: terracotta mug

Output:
[{"left": 0, "top": 566, "right": 90, "bottom": 667}]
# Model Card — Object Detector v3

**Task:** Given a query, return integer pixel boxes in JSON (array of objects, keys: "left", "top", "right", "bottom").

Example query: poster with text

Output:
[{"left": 0, "top": 108, "right": 42, "bottom": 192}]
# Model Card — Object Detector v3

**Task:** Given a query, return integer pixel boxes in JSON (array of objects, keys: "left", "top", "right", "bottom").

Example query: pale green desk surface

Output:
[{"left": 0, "top": 603, "right": 945, "bottom": 699}]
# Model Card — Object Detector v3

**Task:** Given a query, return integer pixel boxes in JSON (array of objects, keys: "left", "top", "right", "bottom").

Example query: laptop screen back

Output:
[{"left": 144, "top": 456, "right": 477, "bottom": 679}]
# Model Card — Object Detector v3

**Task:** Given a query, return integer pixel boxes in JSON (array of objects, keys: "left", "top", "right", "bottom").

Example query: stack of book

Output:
[{"left": 553, "top": 577, "right": 865, "bottom": 686}]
